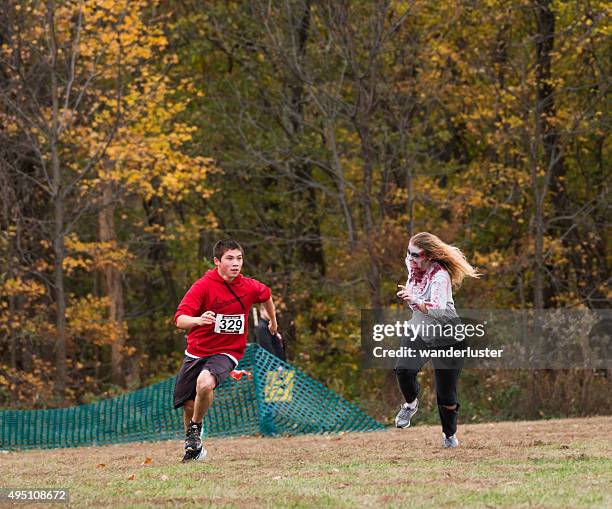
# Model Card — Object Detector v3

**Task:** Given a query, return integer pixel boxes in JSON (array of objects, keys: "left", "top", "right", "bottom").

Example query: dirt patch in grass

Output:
[{"left": 1, "top": 416, "right": 611, "bottom": 508}]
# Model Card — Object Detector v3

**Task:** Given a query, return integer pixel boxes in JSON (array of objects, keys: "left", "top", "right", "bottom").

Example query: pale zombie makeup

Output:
[{"left": 405, "top": 244, "right": 428, "bottom": 271}]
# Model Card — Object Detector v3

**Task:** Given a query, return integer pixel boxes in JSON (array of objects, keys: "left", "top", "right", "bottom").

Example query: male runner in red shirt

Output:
[{"left": 173, "top": 239, "right": 278, "bottom": 462}]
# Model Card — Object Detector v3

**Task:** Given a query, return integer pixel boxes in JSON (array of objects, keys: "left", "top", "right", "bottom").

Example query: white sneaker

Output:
[
  {"left": 182, "top": 443, "right": 208, "bottom": 462},
  {"left": 442, "top": 433, "right": 459, "bottom": 448},
  {"left": 395, "top": 399, "right": 418, "bottom": 428},
  {"left": 194, "top": 445, "right": 208, "bottom": 461}
]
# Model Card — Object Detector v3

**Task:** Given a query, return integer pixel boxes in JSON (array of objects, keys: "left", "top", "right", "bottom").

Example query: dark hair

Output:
[{"left": 213, "top": 240, "right": 244, "bottom": 261}]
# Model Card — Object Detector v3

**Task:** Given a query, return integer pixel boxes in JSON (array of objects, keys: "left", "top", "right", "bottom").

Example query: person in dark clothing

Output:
[
  {"left": 394, "top": 232, "right": 481, "bottom": 448},
  {"left": 255, "top": 305, "right": 286, "bottom": 360}
]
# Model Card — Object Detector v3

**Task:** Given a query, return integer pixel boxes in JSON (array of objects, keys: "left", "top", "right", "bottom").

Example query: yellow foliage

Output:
[
  {"left": 0, "top": 0, "right": 218, "bottom": 209},
  {"left": 64, "top": 234, "right": 133, "bottom": 274},
  {"left": 66, "top": 294, "right": 127, "bottom": 346},
  {"left": 0, "top": 357, "right": 56, "bottom": 407},
  {"left": 0, "top": 278, "right": 46, "bottom": 298}
]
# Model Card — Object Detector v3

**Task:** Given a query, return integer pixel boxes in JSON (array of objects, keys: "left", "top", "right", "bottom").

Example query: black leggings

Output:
[{"left": 394, "top": 339, "right": 463, "bottom": 437}]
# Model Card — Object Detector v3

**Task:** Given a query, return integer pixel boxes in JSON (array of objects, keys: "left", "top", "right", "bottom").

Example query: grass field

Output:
[{"left": 2, "top": 416, "right": 611, "bottom": 508}]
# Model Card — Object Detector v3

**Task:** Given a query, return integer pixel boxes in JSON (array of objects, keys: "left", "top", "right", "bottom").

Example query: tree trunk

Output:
[
  {"left": 534, "top": 0, "right": 565, "bottom": 212},
  {"left": 406, "top": 164, "right": 414, "bottom": 238},
  {"left": 98, "top": 178, "right": 126, "bottom": 387},
  {"left": 48, "top": 0, "right": 67, "bottom": 401},
  {"left": 289, "top": 0, "right": 326, "bottom": 276},
  {"left": 360, "top": 134, "right": 382, "bottom": 309},
  {"left": 533, "top": 0, "right": 565, "bottom": 307},
  {"left": 0, "top": 186, "right": 18, "bottom": 370},
  {"left": 143, "top": 195, "right": 178, "bottom": 307},
  {"left": 52, "top": 141, "right": 67, "bottom": 400}
]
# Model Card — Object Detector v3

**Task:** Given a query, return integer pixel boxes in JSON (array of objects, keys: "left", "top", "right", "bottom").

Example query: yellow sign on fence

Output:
[{"left": 264, "top": 368, "right": 295, "bottom": 403}]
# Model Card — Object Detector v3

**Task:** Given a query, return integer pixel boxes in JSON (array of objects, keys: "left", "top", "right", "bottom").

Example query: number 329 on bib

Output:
[{"left": 214, "top": 314, "right": 245, "bottom": 334}]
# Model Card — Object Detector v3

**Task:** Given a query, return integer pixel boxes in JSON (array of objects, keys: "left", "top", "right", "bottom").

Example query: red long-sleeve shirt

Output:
[{"left": 174, "top": 268, "right": 271, "bottom": 362}]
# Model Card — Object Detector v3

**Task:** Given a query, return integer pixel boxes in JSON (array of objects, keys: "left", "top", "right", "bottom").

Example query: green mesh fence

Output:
[{"left": 0, "top": 344, "right": 384, "bottom": 450}]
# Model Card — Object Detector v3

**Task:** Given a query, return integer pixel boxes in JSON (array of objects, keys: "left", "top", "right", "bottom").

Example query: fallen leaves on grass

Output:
[
  {"left": 128, "top": 473, "right": 136, "bottom": 481},
  {"left": 142, "top": 457, "right": 153, "bottom": 465}
]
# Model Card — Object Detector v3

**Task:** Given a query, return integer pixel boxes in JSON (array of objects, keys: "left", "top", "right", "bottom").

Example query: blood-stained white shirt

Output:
[{"left": 404, "top": 260, "right": 455, "bottom": 312}]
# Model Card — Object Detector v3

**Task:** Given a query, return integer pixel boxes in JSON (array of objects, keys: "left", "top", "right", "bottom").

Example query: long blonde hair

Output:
[{"left": 410, "top": 232, "right": 482, "bottom": 288}]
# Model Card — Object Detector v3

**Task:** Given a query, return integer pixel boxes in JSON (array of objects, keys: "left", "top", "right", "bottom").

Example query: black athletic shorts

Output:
[{"left": 173, "top": 354, "right": 236, "bottom": 409}]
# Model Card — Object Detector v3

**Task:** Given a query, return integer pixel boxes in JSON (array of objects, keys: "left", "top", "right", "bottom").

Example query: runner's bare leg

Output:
[
  {"left": 192, "top": 370, "right": 215, "bottom": 422},
  {"left": 183, "top": 400, "right": 194, "bottom": 431}
]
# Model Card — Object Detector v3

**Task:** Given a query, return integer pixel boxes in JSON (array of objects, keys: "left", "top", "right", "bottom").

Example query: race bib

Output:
[{"left": 214, "top": 313, "right": 245, "bottom": 334}]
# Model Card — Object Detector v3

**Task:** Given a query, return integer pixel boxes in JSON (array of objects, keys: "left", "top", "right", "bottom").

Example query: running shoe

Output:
[
  {"left": 395, "top": 399, "right": 418, "bottom": 428},
  {"left": 182, "top": 445, "right": 207, "bottom": 462},
  {"left": 442, "top": 433, "right": 459, "bottom": 448},
  {"left": 182, "top": 420, "right": 207, "bottom": 462}
]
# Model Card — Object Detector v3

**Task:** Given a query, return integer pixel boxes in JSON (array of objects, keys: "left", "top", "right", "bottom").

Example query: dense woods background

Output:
[{"left": 0, "top": 0, "right": 609, "bottom": 421}]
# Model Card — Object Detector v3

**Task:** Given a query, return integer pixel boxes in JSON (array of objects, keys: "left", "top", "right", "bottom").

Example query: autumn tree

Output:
[{"left": 0, "top": 0, "right": 215, "bottom": 401}]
